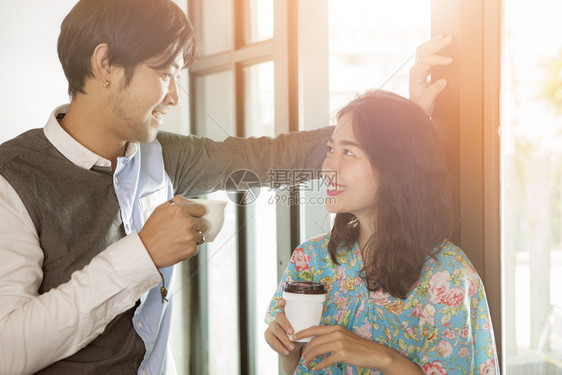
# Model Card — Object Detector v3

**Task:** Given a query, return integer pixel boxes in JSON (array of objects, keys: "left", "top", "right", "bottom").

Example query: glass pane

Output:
[
  {"left": 328, "top": 0, "right": 430, "bottom": 113},
  {"left": 193, "top": 71, "right": 238, "bottom": 373},
  {"left": 502, "top": 0, "right": 562, "bottom": 373},
  {"left": 194, "top": 70, "right": 236, "bottom": 140},
  {"left": 246, "top": 0, "right": 274, "bottom": 44},
  {"left": 200, "top": 0, "right": 233, "bottom": 55},
  {"left": 204, "top": 191, "right": 240, "bottom": 374},
  {"left": 243, "top": 62, "right": 279, "bottom": 375},
  {"left": 244, "top": 62, "right": 275, "bottom": 137}
]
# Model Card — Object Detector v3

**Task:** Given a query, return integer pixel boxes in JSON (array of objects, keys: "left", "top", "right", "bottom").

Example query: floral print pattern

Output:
[{"left": 265, "top": 234, "right": 499, "bottom": 374}]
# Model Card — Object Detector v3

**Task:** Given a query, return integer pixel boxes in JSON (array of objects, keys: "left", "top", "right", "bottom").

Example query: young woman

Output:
[{"left": 264, "top": 90, "right": 499, "bottom": 374}]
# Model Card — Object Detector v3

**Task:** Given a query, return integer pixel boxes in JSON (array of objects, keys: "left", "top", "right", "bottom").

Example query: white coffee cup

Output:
[
  {"left": 188, "top": 198, "right": 227, "bottom": 242},
  {"left": 283, "top": 281, "right": 327, "bottom": 342}
]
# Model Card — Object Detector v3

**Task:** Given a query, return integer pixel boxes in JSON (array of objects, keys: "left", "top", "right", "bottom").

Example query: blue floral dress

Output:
[{"left": 265, "top": 234, "right": 499, "bottom": 375}]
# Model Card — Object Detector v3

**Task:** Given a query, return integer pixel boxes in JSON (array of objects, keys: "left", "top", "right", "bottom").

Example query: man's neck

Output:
[{"left": 59, "top": 97, "right": 127, "bottom": 169}]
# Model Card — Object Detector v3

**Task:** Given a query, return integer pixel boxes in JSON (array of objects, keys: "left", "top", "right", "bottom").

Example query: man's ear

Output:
[{"left": 90, "top": 43, "right": 111, "bottom": 83}]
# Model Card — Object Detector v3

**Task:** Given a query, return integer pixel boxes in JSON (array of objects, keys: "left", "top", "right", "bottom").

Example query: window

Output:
[
  {"left": 186, "top": 1, "right": 433, "bottom": 374},
  {"left": 328, "top": 0, "right": 430, "bottom": 112},
  {"left": 186, "top": 1, "right": 287, "bottom": 374},
  {"left": 296, "top": 0, "right": 431, "bottom": 241},
  {"left": 184, "top": 0, "right": 562, "bottom": 374},
  {"left": 242, "top": 61, "right": 279, "bottom": 374},
  {"left": 502, "top": 0, "right": 562, "bottom": 372}
]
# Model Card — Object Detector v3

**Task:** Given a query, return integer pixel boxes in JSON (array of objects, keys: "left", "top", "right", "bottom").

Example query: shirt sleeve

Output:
[
  {"left": 157, "top": 127, "right": 334, "bottom": 197},
  {"left": 0, "top": 176, "right": 161, "bottom": 375},
  {"left": 413, "top": 247, "right": 499, "bottom": 374}
]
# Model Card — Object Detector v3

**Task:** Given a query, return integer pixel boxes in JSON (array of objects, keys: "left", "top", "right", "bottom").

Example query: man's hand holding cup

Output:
[{"left": 139, "top": 196, "right": 227, "bottom": 268}]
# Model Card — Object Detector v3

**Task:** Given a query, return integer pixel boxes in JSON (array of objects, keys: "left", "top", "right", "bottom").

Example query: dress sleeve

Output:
[
  {"left": 414, "top": 247, "right": 499, "bottom": 374},
  {"left": 264, "top": 240, "right": 316, "bottom": 325}
]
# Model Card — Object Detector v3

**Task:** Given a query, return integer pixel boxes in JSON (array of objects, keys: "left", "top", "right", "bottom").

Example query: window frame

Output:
[
  {"left": 187, "top": 0, "right": 298, "bottom": 373},
  {"left": 431, "top": 0, "right": 503, "bottom": 367}
]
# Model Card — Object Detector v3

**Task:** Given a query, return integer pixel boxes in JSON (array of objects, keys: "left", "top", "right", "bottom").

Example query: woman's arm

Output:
[
  {"left": 367, "top": 341, "right": 424, "bottom": 375},
  {"left": 409, "top": 35, "right": 453, "bottom": 117},
  {"left": 294, "top": 325, "right": 423, "bottom": 374}
]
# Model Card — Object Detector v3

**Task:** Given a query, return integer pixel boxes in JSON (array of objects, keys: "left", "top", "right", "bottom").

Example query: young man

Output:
[{"left": 0, "top": 0, "right": 451, "bottom": 373}]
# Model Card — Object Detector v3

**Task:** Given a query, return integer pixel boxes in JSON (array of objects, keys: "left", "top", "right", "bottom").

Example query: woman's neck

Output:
[{"left": 357, "top": 220, "right": 375, "bottom": 249}]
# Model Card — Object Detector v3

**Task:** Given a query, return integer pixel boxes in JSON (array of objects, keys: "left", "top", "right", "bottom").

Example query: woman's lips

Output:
[{"left": 326, "top": 184, "right": 346, "bottom": 196}]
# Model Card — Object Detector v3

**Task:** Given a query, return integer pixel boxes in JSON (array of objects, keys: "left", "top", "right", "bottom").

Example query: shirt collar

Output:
[{"left": 43, "top": 104, "right": 138, "bottom": 170}]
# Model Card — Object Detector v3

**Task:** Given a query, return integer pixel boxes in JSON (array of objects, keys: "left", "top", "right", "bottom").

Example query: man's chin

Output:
[
  {"left": 144, "top": 131, "right": 159, "bottom": 143},
  {"left": 133, "top": 128, "right": 159, "bottom": 144}
]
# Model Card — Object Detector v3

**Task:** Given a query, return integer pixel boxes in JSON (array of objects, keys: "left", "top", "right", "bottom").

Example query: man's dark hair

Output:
[{"left": 58, "top": 0, "right": 197, "bottom": 97}]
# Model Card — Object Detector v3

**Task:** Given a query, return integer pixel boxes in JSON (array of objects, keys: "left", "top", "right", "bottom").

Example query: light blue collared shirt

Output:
[{"left": 115, "top": 139, "right": 176, "bottom": 375}]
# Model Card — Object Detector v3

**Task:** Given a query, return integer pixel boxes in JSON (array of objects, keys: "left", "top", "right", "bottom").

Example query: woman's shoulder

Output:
[
  {"left": 287, "top": 234, "right": 332, "bottom": 280},
  {"left": 294, "top": 233, "right": 357, "bottom": 258},
  {"left": 427, "top": 241, "right": 476, "bottom": 273},
  {"left": 295, "top": 233, "right": 331, "bottom": 253},
  {"left": 413, "top": 241, "right": 482, "bottom": 299},
  {"left": 292, "top": 233, "right": 353, "bottom": 267}
]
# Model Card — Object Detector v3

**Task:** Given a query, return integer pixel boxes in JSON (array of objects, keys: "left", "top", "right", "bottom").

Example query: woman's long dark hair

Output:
[{"left": 328, "top": 90, "right": 456, "bottom": 299}]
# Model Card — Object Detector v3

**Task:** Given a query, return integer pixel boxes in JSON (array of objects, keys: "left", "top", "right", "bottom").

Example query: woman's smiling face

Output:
[{"left": 322, "top": 112, "right": 379, "bottom": 222}]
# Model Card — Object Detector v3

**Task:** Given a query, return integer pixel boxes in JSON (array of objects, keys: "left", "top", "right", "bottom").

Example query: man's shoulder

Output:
[
  {"left": 0, "top": 129, "right": 47, "bottom": 167},
  {"left": 155, "top": 131, "right": 204, "bottom": 159},
  {"left": 156, "top": 130, "right": 199, "bottom": 146},
  {"left": 0, "top": 129, "right": 45, "bottom": 148}
]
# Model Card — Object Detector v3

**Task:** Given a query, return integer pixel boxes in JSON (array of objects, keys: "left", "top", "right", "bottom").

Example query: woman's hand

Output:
[
  {"left": 409, "top": 35, "right": 453, "bottom": 117},
  {"left": 295, "top": 325, "right": 423, "bottom": 375},
  {"left": 295, "top": 325, "right": 380, "bottom": 371},
  {"left": 264, "top": 299, "right": 305, "bottom": 373},
  {"left": 264, "top": 299, "right": 302, "bottom": 355}
]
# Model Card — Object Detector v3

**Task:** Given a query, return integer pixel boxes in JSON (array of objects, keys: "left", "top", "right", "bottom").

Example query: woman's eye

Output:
[
  {"left": 162, "top": 72, "right": 182, "bottom": 83},
  {"left": 326, "top": 145, "right": 334, "bottom": 153},
  {"left": 344, "top": 149, "right": 355, "bottom": 156}
]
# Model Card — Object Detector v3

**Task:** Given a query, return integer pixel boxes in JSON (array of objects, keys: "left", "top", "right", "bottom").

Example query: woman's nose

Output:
[
  {"left": 321, "top": 158, "right": 338, "bottom": 182},
  {"left": 322, "top": 153, "right": 340, "bottom": 171},
  {"left": 165, "top": 79, "right": 180, "bottom": 106}
]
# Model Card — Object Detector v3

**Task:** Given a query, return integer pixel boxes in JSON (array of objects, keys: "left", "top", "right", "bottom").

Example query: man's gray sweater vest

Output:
[{"left": 0, "top": 129, "right": 144, "bottom": 374}]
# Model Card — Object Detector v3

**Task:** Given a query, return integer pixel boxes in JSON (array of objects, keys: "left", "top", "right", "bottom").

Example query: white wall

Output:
[
  {"left": 0, "top": 0, "right": 189, "bottom": 144},
  {"left": 0, "top": 1, "right": 75, "bottom": 143}
]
